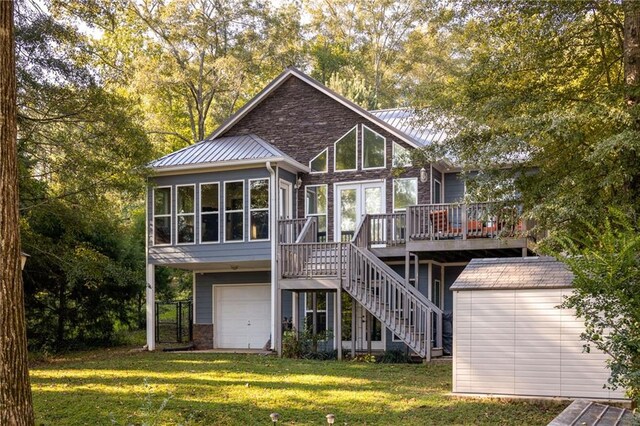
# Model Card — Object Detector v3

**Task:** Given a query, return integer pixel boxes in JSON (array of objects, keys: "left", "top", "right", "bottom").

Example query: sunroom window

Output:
[
  {"left": 249, "top": 179, "right": 269, "bottom": 240},
  {"left": 177, "top": 185, "right": 195, "bottom": 244},
  {"left": 224, "top": 181, "right": 244, "bottom": 242},
  {"left": 334, "top": 126, "right": 357, "bottom": 171},
  {"left": 305, "top": 185, "right": 327, "bottom": 242},
  {"left": 200, "top": 183, "right": 219, "bottom": 243},
  {"left": 153, "top": 187, "right": 172, "bottom": 245},
  {"left": 393, "top": 178, "right": 418, "bottom": 211},
  {"left": 309, "top": 148, "right": 328, "bottom": 173},
  {"left": 392, "top": 142, "right": 412, "bottom": 167},
  {"left": 362, "top": 125, "right": 385, "bottom": 169}
]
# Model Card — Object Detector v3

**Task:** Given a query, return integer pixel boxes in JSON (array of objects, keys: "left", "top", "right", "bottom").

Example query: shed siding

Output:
[{"left": 453, "top": 288, "right": 626, "bottom": 399}]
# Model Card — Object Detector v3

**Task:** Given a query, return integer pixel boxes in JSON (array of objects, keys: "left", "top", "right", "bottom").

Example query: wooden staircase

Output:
[{"left": 279, "top": 217, "right": 443, "bottom": 361}]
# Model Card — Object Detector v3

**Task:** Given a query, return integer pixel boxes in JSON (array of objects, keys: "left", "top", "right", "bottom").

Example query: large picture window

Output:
[
  {"left": 153, "top": 187, "right": 172, "bottom": 245},
  {"left": 305, "top": 185, "right": 327, "bottom": 242},
  {"left": 176, "top": 185, "right": 195, "bottom": 244},
  {"left": 249, "top": 179, "right": 270, "bottom": 241},
  {"left": 334, "top": 126, "right": 357, "bottom": 171},
  {"left": 362, "top": 125, "right": 385, "bottom": 169},
  {"left": 224, "top": 181, "right": 244, "bottom": 242},
  {"left": 200, "top": 183, "right": 219, "bottom": 243},
  {"left": 309, "top": 148, "right": 328, "bottom": 173},
  {"left": 393, "top": 178, "right": 418, "bottom": 211}
]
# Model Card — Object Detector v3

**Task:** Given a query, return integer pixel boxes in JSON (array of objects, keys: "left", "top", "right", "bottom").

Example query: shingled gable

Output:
[
  {"left": 205, "top": 67, "right": 423, "bottom": 149},
  {"left": 451, "top": 257, "right": 574, "bottom": 290}
]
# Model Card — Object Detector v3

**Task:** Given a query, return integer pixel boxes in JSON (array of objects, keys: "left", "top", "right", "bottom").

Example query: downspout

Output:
[{"left": 266, "top": 161, "right": 278, "bottom": 353}]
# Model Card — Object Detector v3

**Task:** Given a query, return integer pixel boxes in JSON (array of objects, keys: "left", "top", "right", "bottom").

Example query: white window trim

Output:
[
  {"left": 152, "top": 186, "right": 172, "bottom": 246},
  {"left": 392, "top": 177, "right": 418, "bottom": 212},
  {"left": 309, "top": 148, "right": 328, "bottom": 174},
  {"left": 248, "top": 178, "right": 270, "bottom": 242},
  {"left": 361, "top": 124, "right": 386, "bottom": 170},
  {"left": 176, "top": 184, "right": 197, "bottom": 245},
  {"left": 304, "top": 292, "right": 329, "bottom": 332},
  {"left": 304, "top": 184, "right": 328, "bottom": 235},
  {"left": 392, "top": 141, "right": 412, "bottom": 168},
  {"left": 432, "top": 178, "right": 442, "bottom": 205},
  {"left": 199, "top": 182, "right": 220, "bottom": 244},
  {"left": 223, "top": 180, "right": 245, "bottom": 243},
  {"left": 333, "top": 125, "right": 358, "bottom": 172}
]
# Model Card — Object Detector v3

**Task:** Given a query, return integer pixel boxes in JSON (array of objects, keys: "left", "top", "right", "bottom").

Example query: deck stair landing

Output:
[{"left": 279, "top": 218, "right": 443, "bottom": 360}]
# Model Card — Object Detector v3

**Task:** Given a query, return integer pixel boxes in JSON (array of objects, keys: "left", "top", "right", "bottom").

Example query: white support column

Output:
[
  {"left": 427, "top": 261, "right": 433, "bottom": 302},
  {"left": 146, "top": 263, "right": 156, "bottom": 351},
  {"left": 335, "top": 290, "right": 342, "bottom": 360},
  {"left": 292, "top": 291, "right": 299, "bottom": 336}
]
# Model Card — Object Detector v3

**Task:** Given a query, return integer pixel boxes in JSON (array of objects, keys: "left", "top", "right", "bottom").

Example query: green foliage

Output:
[
  {"left": 281, "top": 328, "right": 335, "bottom": 359},
  {"left": 550, "top": 210, "right": 640, "bottom": 404},
  {"left": 379, "top": 349, "right": 412, "bottom": 364},
  {"left": 15, "top": 4, "right": 153, "bottom": 351},
  {"left": 349, "top": 353, "right": 377, "bottom": 363},
  {"left": 409, "top": 1, "right": 640, "bottom": 234}
]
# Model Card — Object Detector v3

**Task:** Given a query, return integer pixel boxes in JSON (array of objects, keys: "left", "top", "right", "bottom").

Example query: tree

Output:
[
  {"left": 306, "top": 0, "right": 423, "bottom": 109},
  {"left": 408, "top": 0, "right": 640, "bottom": 235},
  {"left": 0, "top": 0, "right": 35, "bottom": 424},
  {"left": 553, "top": 212, "right": 640, "bottom": 404}
]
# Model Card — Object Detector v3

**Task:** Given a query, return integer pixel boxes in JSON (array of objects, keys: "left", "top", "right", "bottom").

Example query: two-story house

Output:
[{"left": 145, "top": 68, "right": 531, "bottom": 360}]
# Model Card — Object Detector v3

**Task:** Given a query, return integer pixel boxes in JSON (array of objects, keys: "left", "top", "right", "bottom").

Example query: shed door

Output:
[{"left": 215, "top": 285, "right": 271, "bottom": 349}]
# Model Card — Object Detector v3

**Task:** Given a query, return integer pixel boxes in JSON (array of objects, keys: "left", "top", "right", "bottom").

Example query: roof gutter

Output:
[{"left": 149, "top": 157, "right": 310, "bottom": 175}]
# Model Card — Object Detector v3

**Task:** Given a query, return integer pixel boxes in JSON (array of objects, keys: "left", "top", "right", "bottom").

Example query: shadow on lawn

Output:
[{"left": 32, "top": 352, "right": 566, "bottom": 425}]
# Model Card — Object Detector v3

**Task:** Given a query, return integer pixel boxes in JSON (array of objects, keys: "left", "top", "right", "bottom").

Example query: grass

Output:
[{"left": 31, "top": 348, "right": 567, "bottom": 425}]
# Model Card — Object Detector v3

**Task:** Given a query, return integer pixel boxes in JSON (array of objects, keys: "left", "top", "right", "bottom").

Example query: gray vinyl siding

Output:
[
  {"left": 432, "top": 168, "right": 443, "bottom": 203},
  {"left": 148, "top": 168, "right": 272, "bottom": 265},
  {"left": 194, "top": 271, "right": 270, "bottom": 324},
  {"left": 444, "top": 172, "right": 465, "bottom": 203},
  {"left": 444, "top": 265, "right": 465, "bottom": 313}
]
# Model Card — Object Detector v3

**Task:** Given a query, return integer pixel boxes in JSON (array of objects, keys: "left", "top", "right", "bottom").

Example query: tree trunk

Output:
[
  {"left": 624, "top": 0, "right": 640, "bottom": 106},
  {"left": 0, "top": 1, "right": 35, "bottom": 425}
]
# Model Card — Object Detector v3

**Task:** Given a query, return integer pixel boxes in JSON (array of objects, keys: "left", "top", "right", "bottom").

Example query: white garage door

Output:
[{"left": 215, "top": 285, "right": 271, "bottom": 349}]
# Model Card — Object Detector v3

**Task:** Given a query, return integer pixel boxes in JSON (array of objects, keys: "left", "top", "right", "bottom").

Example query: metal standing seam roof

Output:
[
  {"left": 451, "top": 257, "right": 574, "bottom": 291},
  {"left": 148, "top": 134, "right": 305, "bottom": 170},
  {"left": 370, "top": 108, "right": 449, "bottom": 146}
]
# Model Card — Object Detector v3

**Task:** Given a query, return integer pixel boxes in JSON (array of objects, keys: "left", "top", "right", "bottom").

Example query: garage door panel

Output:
[{"left": 215, "top": 285, "right": 270, "bottom": 349}]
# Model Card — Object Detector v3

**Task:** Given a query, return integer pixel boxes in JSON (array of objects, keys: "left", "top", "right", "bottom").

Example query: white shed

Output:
[{"left": 452, "top": 257, "right": 626, "bottom": 400}]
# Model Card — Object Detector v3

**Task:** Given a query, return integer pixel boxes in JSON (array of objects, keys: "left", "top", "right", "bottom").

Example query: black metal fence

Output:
[{"left": 155, "top": 300, "right": 193, "bottom": 344}]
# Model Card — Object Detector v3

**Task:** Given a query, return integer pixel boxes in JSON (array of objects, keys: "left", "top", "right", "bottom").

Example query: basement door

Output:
[
  {"left": 214, "top": 285, "right": 271, "bottom": 349},
  {"left": 334, "top": 181, "right": 385, "bottom": 242}
]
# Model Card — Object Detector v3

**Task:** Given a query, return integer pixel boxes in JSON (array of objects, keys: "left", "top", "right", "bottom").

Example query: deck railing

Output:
[
  {"left": 407, "top": 202, "right": 524, "bottom": 241},
  {"left": 278, "top": 218, "right": 308, "bottom": 243},
  {"left": 280, "top": 242, "right": 347, "bottom": 278}
]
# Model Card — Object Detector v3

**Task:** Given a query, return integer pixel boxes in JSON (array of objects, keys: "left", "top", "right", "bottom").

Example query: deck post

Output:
[
  {"left": 351, "top": 296, "right": 357, "bottom": 358},
  {"left": 312, "top": 292, "right": 318, "bottom": 352},
  {"left": 336, "top": 290, "right": 342, "bottom": 360},
  {"left": 276, "top": 288, "right": 283, "bottom": 356},
  {"left": 366, "top": 312, "right": 372, "bottom": 354},
  {"left": 146, "top": 263, "right": 156, "bottom": 351},
  {"left": 292, "top": 291, "right": 299, "bottom": 337}
]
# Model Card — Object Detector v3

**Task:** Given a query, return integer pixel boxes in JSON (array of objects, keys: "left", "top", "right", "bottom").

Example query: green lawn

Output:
[{"left": 31, "top": 348, "right": 566, "bottom": 425}]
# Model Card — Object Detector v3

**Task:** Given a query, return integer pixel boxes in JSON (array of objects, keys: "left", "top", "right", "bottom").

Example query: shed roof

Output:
[
  {"left": 451, "top": 257, "right": 573, "bottom": 291},
  {"left": 148, "top": 134, "right": 308, "bottom": 173},
  {"left": 369, "top": 108, "right": 448, "bottom": 146},
  {"left": 548, "top": 399, "right": 634, "bottom": 426}
]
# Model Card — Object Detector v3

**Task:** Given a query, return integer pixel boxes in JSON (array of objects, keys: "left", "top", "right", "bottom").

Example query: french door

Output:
[
  {"left": 334, "top": 181, "right": 385, "bottom": 242},
  {"left": 335, "top": 180, "right": 385, "bottom": 350}
]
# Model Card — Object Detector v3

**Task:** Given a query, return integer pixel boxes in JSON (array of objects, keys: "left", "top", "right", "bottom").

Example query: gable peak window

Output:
[
  {"left": 392, "top": 141, "right": 412, "bottom": 168},
  {"left": 310, "top": 148, "right": 328, "bottom": 173},
  {"left": 334, "top": 126, "right": 357, "bottom": 172},
  {"left": 362, "top": 125, "right": 386, "bottom": 169}
]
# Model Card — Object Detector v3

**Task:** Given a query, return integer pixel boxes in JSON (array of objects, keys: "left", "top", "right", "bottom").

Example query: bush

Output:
[
  {"left": 379, "top": 349, "right": 411, "bottom": 364},
  {"left": 281, "top": 328, "right": 334, "bottom": 359}
]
